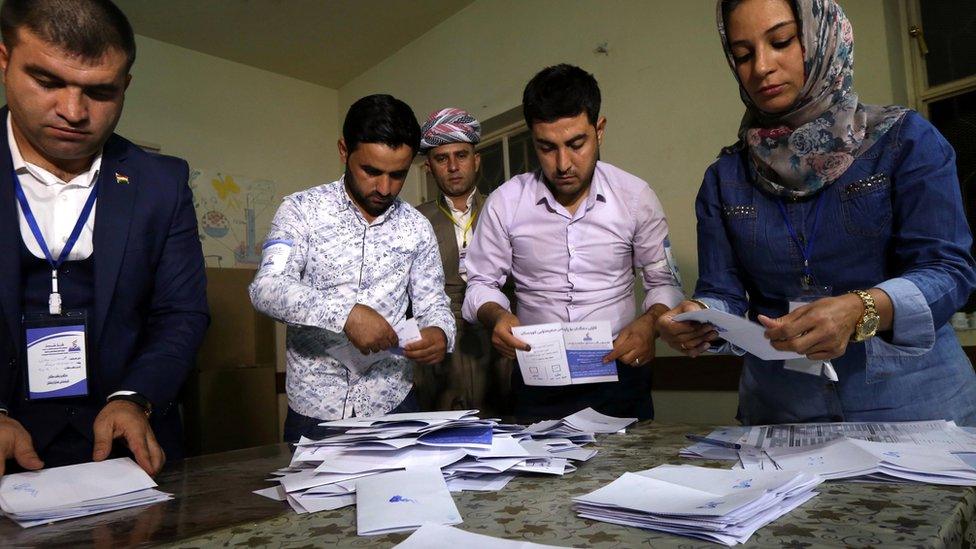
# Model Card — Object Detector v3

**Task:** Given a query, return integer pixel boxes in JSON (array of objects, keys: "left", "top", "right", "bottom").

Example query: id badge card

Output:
[{"left": 22, "top": 311, "right": 90, "bottom": 400}]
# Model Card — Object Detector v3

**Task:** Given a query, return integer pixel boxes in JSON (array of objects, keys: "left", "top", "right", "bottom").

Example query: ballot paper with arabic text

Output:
[
  {"left": 740, "top": 420, "right": 976, "bottom": 451},
  {"left": 512, "top": 321, "right": 616, "bottom": 386}
]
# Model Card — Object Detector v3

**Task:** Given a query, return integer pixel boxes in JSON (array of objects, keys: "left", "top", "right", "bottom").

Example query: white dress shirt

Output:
[
  {"left": 443, "top": 189, "right": 476, "bottom": 282},
  {"left": 445, "top": 189, "right": 476, "bottom": 250},
  {"left": 9, "top": 117, "right": 101, "bottom": 261},
  {"left": 6, "top": 117, "right": 130, "bottom": 406}
]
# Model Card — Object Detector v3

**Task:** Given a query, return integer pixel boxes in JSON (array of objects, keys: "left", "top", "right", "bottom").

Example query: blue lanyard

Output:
[
  {"left": 13, "top": 168, "right": 99, "bottom": 313},
  {"left": 775, "top": 193, "right": 824, "bottom": 281}
]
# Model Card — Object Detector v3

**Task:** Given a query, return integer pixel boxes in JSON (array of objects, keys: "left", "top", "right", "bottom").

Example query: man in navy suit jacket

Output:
[{"left": 0, "top": 0, "right": 208, "bottom": 477}]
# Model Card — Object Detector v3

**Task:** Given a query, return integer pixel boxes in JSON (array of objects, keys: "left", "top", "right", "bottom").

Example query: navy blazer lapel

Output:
[
  {"left": 92, "top": 136, "right": 134, "bottom": 345},
  {"left": 0, "top": 109, "right": 21, "bottom": 345}
]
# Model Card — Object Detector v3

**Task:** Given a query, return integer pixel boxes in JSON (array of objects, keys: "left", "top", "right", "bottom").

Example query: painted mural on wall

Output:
[{"left": 189, "top": 169, "right": 277, "bottom": 268}]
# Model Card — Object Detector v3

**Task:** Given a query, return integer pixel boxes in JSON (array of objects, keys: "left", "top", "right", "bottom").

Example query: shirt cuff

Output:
[
  {"left": 872, "top": 277, "right": 937, "bottom": 356},
  {"left": 643, "top": 285, "right": 685, "bottom": 311},
  {"left": 696, "top": 296, "right": 729, "bottom": 312},
  {"left": 106, "top": 390, "right": 138, "bottom": 401},
  {"left": 693, "top": 297, "right": 747, "bottom": 356},
  {"left": 462, "top": 286, "right": 511, "bottom": 325},
  {"left": 427, "top": 323, "right": 456, "bottom": 353}
]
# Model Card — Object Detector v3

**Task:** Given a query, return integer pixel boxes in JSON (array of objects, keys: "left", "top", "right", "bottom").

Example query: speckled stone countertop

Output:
[{"left": 2, "top": 422, "right": 974, "bottom": 548}]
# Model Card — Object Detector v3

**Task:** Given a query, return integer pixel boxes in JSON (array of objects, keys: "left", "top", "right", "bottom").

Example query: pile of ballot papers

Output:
[
  {"left": 0, "top": 458, "right": 172, "bottom": 528},
  {"left": 738, "top": 438, "right": 976, "bottom": 485},
  {"left": 256, "top": 407, "right": 635, "bottom": 533},
  {"left": 681, "top": 420, "right": 976, "bottom": 486},
  {"left": 573, "top": 464, "right": 823, "bottom": 546}
]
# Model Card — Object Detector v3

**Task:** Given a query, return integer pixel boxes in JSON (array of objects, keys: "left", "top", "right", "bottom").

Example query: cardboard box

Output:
[{"left": 196, "top": 267, "right": 275, "bottom": 370}]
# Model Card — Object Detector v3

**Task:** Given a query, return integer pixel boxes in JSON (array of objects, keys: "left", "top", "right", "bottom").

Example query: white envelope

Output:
[
  {"left": 326, "top": 318, "right": 423, "bottom": 375},
  {"left": 563, "top": 407, "right": 636, "bottom": 434},
  {"left": 674, "top": 309, "right": 804, "bottom": 361},
  {"left": 0, "top": 458, "right": 156, "bottom": 514},
  {"left": 356, "top": 467, "right": 462, "bottom": 535}
]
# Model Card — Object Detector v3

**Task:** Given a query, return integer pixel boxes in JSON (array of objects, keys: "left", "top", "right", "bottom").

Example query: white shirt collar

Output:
[
  {"left": 446, "top": 188, "right": 477, "bottom": 215},
  {"left": 7, "top": 116, "right": 102, "bottom": 188}
]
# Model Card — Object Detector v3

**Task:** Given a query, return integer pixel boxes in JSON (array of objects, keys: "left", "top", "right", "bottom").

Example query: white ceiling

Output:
[{"left": 115, "top": 0, "right": 474, "bottom": 89}]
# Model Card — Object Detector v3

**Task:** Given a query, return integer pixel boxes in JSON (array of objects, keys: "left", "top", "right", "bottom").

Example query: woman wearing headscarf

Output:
[{"left": 657, "top": 0, "right": 976, "bottom": 425}]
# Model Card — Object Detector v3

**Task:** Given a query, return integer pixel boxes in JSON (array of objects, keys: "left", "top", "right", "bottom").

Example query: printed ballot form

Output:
[{"left": 511, "top": 321, "right": 617, "bottom": 386}]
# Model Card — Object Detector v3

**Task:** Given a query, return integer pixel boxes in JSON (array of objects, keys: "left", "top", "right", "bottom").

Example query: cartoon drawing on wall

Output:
[{"left": 189, "top": 169, "right": 277, "bottom": 268}]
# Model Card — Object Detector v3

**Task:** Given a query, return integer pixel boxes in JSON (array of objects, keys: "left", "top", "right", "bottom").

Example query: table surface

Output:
[{"left": 2, "top": 422, "right": 975, "bottom": 548}]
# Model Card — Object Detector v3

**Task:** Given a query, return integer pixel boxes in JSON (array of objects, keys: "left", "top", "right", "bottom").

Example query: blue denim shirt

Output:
[{"left": 695, "top": 111, "right": 976, "bottom": 426}]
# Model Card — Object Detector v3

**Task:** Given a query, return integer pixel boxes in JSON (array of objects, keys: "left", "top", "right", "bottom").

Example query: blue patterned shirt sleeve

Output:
[{"left": 249, "top": 194, "right": 355, "bottom": 333}]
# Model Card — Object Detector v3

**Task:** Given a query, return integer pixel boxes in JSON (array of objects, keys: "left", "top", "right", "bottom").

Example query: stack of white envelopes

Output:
[
  {"left": 573, "top": 464, "right": 823, "bottom": 546},
  {"left": 0, "top": 458, "right": 172, "bottom": 527},
  {"left": 748, "top": 438, "right": 976, "bottom": 485},
  {"left": 257, "top": 408, "right": 635, "bottom": 529}
]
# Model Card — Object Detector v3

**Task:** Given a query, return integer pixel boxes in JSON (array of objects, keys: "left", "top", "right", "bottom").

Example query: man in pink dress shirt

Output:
[{"left": 462, "top": 64, "right": 684, "bottom": 421}]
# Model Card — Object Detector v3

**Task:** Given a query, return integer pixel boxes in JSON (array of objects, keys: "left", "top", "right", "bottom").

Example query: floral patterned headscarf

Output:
[{"left": 716, "top": 0, "right": 907, "bottom": 198}]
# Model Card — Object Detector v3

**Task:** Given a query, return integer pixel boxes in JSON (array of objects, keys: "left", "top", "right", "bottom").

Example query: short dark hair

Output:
[
  {"left": 522, "top": 64, "right": 601, "bottom": 128},
  {"left": 1, "top": 0, "right": 136, "bottom": 70},
  {"left": 342, "top": 94, "right": 421, "bottom": 155}
]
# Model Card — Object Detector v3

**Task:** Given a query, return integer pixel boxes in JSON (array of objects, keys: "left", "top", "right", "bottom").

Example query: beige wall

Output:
[
  {"left": 122, "top": 35, "right": 340, "bottom": 195},
  {"left": 337, "top": 0, "right": 909, "bottom": 423}
]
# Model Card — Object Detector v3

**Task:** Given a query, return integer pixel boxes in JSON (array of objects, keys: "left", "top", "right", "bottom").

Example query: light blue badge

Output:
[{"left": 25, "top": 324, "right": 89, "bottom": 399}]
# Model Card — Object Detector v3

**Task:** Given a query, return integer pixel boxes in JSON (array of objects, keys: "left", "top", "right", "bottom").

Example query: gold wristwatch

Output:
[{"left": 849, "top": 290, "right": 880, "bottom": 342}]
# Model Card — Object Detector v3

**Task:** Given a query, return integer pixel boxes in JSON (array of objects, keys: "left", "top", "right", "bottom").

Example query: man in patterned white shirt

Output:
[{"left": 249, "top": 94, "right": 455, "bottom": 441}]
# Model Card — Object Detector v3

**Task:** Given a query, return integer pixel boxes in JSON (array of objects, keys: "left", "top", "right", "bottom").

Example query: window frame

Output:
[{"left": 901, "top": 0, "right": 976, "bottom": 116}]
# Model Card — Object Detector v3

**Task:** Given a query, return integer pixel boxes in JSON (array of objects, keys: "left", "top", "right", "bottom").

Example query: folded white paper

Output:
[
  {"left": 563, "top": 407, "right": 636, "bottom": 434},
  {"left": 0, "top": 458, "right": 156, "bottom": 514},
  {"left": 574, "top": 465, "right": 823, "bottom": 546},
  {"left": 327, "top": 318, "right": 424, "bottom": 374},
  {"left": 674, "top": 309, "right": 804, "bottom": 361},
  {"left": 0, "top": 458, "right": 171, "bottom": 528},
  {"left": 356, "top": 467, "right": 462, "bottom": 535}
]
